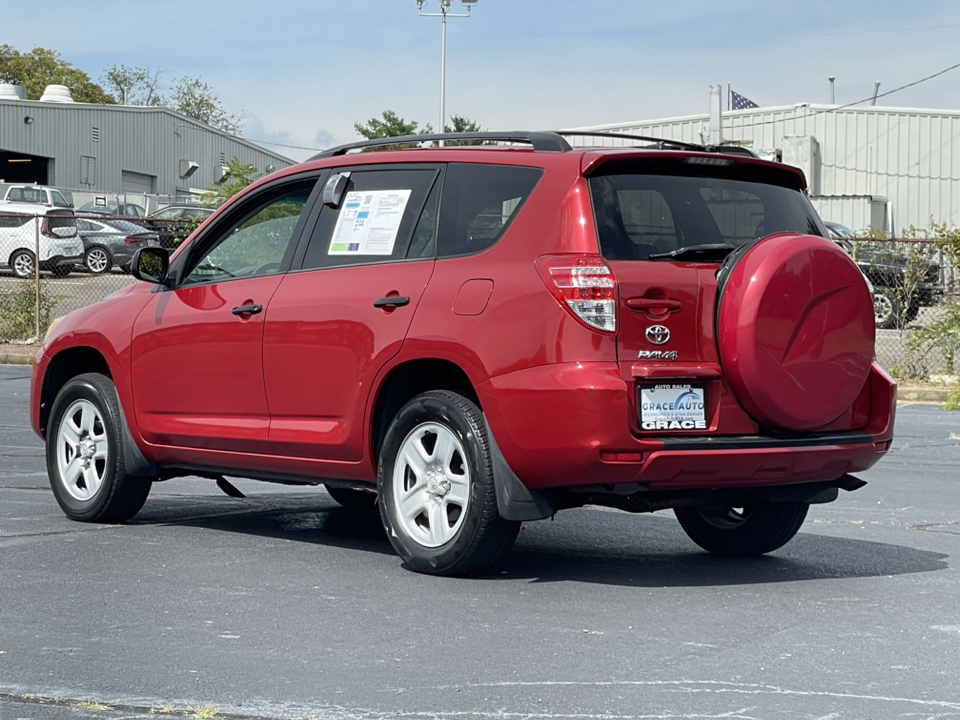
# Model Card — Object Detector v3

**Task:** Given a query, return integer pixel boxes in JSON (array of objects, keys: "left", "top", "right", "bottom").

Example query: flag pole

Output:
[{"left": 727, "top": 83, "right": 731, "bottom": 111}]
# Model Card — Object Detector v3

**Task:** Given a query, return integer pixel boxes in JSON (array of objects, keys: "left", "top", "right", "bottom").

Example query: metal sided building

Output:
[
  {"left": 0, "top": 86, "right": 293, "bottom": 206},
  {"left": 573, "top": 104, "right": 960, "bottom": 236}
]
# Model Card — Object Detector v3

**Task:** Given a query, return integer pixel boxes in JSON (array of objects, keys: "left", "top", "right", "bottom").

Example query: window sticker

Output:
[{"left": 328, "top": 189, "right": 412, "bottom": 255}]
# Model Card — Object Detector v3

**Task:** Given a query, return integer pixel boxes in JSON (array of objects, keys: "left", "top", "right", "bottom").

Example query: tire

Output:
[
  {"left": 84, "top": 246, "right": 112, "bottom": 274},
  {"left": 325, "top": 484, "right": 378, "bottom": 510},
  {"left": 377, "top": 390, "right": 521, "bottom": 576},
  {"left": 45, "top": 373, "right": 153, "bottom": 523},
  {"left": 51, "top": 265, "right": 73, "bottom": 278},
  {"left": 675, "top": 499, "right": 809, "bottom": 556},
  {"left": 874, "top": 288, "right": 902, "bottom": 329},
  {"left": 9, "top": 249, "right": 35, "bottom": 278},
  {"left": 903, "top": 304, "right": 920, "bottom": 324}
]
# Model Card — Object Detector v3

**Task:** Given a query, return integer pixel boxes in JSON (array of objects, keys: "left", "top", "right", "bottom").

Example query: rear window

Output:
[
  {"left": 589, "top": 168, "right": 825, "bottom": 261},
  {"left": 45, "top": 211, "right": 77, "bottom": 237}
]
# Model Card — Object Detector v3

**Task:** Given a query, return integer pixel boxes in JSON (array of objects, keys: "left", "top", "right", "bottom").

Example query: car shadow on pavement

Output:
[
  {"left": 496, "top": 511, "right": 950, "bottom": 587},
  {"left": 131, "top": 492, "right": 395, "bottom": 556},
  {"left": 131, "top": 495, "right": 948, "bottom": 586}
]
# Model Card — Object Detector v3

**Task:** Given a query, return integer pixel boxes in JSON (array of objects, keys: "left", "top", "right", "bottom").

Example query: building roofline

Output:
[
  {"left": 571, "top": 103, "right": 960, "bottom": 131},
  {"left": 0, "top": 97, "right": 293, "bottom": 164}
]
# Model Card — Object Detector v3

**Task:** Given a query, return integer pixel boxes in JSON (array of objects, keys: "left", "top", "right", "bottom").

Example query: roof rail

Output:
[
  {"left": 310, "top": 131, "right": 573, "bottom": 159},
  {"left": 556, "top": 130, "right": 704, "bottom": 151}
]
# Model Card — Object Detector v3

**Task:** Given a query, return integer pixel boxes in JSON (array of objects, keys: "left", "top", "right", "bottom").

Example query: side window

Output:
[
  {"left": 77, "top": 220, "right": 96, "bottom": 232},
  {"left": 0, "top": 214, "right": 30, "bottom": 229},
  {"left": 301, "top": 168, "right": 439, "bottom": 270},
  {"left": 436, "top": 164, "right": 542, "bottom": 258},
  {"left": 182, "top": 181, "right": 315, "bottom": 285},
  {"left": 52, "top": 191, "right": 71, "bottom": 208}
]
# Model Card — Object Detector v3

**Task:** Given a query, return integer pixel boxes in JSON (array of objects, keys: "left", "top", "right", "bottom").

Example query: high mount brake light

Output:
[
  {"left": 685, "top": 156, "right": 734, "bottom": 166},
  {"left": 537, "top": 255, "right": 617, "bottom": 333}
]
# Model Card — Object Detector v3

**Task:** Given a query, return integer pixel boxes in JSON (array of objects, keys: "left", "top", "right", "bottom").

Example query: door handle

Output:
[
  {"left": 232, "top": 304, "right": 263, "bottom": 316},
  {"left": 373, "top": 296, "right": 411, "bottom": 309},
  {"left": 626, "top": 297, "right": 682, "bottom": 315}
]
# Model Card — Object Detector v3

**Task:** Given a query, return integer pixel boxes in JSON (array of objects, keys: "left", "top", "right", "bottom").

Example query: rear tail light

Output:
[
  {"left": 124, "top": 236, "right": 142, "bottom": 244},
  {"left": 537, "top": 255, "right": 618, "bottom": 333}
]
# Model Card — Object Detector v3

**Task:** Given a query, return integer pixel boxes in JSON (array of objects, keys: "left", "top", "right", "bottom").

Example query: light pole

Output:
[{"left": 417, "top": 0, "right": 478, "bottom": 144}]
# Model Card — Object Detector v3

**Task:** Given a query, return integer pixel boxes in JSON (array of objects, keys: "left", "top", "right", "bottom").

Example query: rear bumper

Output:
[
  {"left": 479, "top": 361, "right": 895, "bottom": 492},
  {"left": 39, "top": 253, "right": 83, "bottom": 268}
]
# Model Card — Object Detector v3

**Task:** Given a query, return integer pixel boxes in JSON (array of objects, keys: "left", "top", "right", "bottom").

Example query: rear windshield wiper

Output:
[{"left": 648, "top": 243, "right": 736, "bottom": 262}]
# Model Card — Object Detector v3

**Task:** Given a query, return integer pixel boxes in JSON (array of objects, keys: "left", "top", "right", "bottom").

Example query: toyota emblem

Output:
[{"left": 646, "top": 325, "right": 670, "bottom": 345}]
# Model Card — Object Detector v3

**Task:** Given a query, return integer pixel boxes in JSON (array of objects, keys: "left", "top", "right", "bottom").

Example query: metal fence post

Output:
[{"left": 34, "top": 212, "right": 40, "bottom": 340}]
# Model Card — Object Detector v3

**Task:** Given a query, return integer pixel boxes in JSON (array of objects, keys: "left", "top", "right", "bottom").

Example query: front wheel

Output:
[
  {"left": 873, "top": 288, "right": 902, "bottom": 329},
  {"left": 377, "top": 390, "right": 520, "bottom": 576},
  {"left": 46, "top": 373, "right": 153, "bottom": 523},
  {"left": 10, "top": 249, "right": 35, "bottom": 278},
  {"left": 674, "top": 499, "right": 809, "bottom": 556}
]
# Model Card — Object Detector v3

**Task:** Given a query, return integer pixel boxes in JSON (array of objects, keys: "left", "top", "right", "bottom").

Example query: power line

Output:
[{"left": 731, "top": 60, "right": 960, "bottom": 130}]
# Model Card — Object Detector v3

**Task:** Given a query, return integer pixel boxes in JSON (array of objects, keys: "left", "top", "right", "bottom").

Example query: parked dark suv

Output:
[
  {"left": 31, "top": 132, "right": 895, "bottom": 576},
  {"left": 826, "top": 221, "right": 943, "bottom": 329}
]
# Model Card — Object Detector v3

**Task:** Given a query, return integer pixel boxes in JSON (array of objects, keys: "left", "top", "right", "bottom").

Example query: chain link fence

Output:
[
  {"left": 0, "top": 210, "right": 199, "bottom": 342},
  {"left": 2, "top": 210, "right": 958, "bottom": 382}
]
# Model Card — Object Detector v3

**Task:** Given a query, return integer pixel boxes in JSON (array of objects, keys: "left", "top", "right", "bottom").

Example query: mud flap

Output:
[{"left": 483, "top": 415, "right": 554, "bottom": 521}]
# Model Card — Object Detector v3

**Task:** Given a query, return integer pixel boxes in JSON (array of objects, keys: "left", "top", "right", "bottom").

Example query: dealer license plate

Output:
[{"left": 639, "top": 384, "right": 707, "bottom": 431}]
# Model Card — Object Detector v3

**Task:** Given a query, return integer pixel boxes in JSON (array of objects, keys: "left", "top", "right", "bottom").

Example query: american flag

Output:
[{"left": 731, "top": 90, "right": 759, "bottom": 110}]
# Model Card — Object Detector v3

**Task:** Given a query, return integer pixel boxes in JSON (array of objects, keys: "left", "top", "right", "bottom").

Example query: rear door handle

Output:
[
  {"left": 232, "top": 304, "right": 263, "bottom": 316},
  {"left": 373, "top": 296, "right": 411, "bottom": 308}
]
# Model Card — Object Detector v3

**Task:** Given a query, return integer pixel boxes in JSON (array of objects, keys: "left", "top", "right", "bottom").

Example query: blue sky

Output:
[{"left": 6, "top": 1, "right": 960, "bottom": 161}]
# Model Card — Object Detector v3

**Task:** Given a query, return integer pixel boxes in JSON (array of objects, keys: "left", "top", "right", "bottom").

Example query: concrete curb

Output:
[{"left": 0, "top": 346, "right": 36, "bottom": 366}]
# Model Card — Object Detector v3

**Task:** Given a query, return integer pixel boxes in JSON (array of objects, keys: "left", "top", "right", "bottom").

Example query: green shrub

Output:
[{"left": 0, "top": 274, "right": 61, "bottom": 342}]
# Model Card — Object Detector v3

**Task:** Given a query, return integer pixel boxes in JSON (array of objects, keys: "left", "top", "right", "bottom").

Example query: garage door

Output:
[{"left": 121, "top": 170, "right": 155, "bottom": 194}]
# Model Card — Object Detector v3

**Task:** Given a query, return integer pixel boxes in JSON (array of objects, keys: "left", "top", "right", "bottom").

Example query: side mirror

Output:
[{"left": 131, "top": 247, "right": 170, "bottom": 285}]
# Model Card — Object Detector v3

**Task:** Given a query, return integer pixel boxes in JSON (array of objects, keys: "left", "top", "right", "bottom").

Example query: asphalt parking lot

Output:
[{"left": 1, "top": 365, "right": 958, "bottom": 720}]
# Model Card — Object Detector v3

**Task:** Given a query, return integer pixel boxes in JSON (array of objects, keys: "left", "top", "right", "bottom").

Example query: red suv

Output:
[{"left": 30, "top": 131, "right": 895, "bottom": 576}]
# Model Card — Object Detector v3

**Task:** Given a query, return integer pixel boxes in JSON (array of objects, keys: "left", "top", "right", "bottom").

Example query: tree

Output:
[
  {"left": 445, "top": 114, "right": 482, "bottom": 133},
  {"left": 101, "top": 64, "right": 163, "bottom": 106},
  {"left": 204, "top": 158, "right": 260, "bottom": 206},
  {"left": 169, "top": 76, "right": 243, "bottom": 134},
  {"left": 0, "top": 45, "right": 115, "bottom": 104},
  {"left": 442, "top": 114, "right": 484, "bottom": 146},
  {"left": 354, "top": 110, "right": 433, "bottom": 139}
]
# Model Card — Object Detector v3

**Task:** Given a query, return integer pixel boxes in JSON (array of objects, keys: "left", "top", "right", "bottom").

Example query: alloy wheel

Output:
[
  {"left": 391, "top": 422, "right": 470, "bottom": 548},
  {"left": 54, "top": 398, "right": 109, "bottom": 502},
  {"left": 85, "top": 247, "right": 110, "bottom": 274}
]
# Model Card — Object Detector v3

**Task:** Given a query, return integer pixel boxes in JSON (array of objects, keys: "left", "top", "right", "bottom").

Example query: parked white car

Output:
[
  {"left": 0, "top": 202, "right": 83, "bottom": 278},
  {"left": 0, "top": 183, "right": 73, "bottom": 209}
]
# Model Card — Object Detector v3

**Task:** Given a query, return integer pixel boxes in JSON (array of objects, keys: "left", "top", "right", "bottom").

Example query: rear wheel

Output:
[
  {"left": 324, "top": 484, "right": 377, "bottom": 510},
  {"left": 674, "top": 499, "right": 809, "bottom": 556},
  {"left": 10, "top": 249, "right": 35, "bottom": 278},
  {"left": 377, "top": 390, "right": 520, "bottom": 576},
  {"left": 84, "top": 246, "right": 112, "bottom": 274},
  {"left": 46, "top": 373, "right": 152, "bottom": 523}
]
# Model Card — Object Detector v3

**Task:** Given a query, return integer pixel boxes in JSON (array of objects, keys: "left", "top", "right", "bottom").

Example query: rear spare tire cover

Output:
[{"left": 717, "top": 233, "right": 875, "bottom": 431}]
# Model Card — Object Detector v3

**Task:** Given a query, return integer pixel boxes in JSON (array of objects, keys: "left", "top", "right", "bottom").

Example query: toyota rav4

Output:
[{"left": 30, "top": 131, "right": 895, "bottom": 576}]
